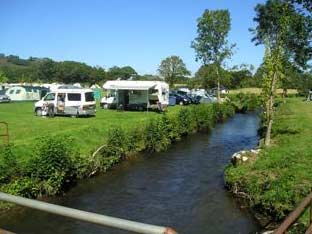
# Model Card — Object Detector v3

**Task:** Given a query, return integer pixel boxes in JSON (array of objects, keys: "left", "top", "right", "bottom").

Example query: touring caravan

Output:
[
  {"left": 6, "top": 86, "right": 48, "bottom": 101},
  {"left": 100, "top": 80, "right": 169, "bottom": 111},
  {"left": 34, "top": 88, "right": 96, "bottom": 117}
]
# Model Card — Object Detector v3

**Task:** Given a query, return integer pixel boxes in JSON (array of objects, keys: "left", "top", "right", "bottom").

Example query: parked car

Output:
[
  {"left": 199, "top": 94, "right": 217, "bottom": 103},
  {"left": 171, "top": 93, "right": 190, "bottom": 105},
  {"left": 188, "top": 94, "right": 200, "bottom": 104},
  {"left": 0, "top": 90, "right": 10, "bottom": 103},
  {"left": 210, "top": 86, "right": 229, "bottom": 95}
]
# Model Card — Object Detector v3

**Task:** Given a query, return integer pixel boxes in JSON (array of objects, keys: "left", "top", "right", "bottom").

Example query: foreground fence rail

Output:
[
  {"left": 274, "top": 192, "right": 312, "bottom": 234},
  {"left": 0, "top": 192, "right": 177, "bottom": 234}
]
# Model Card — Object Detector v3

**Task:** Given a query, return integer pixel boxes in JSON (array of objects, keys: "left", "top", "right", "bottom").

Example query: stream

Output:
[{"left": 0, "top": 113, "right": 261, "bottom": 234}]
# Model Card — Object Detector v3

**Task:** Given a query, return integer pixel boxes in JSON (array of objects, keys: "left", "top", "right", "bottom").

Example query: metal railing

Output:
[
  {"left": 0, "top": 192, "right": 177, "bottom": 234},
  {"left": 0, "top": 122, "right": 9, "bottom": 145},
  {"left": 274, "top": 192, "right": 312, "bottom": 234}
]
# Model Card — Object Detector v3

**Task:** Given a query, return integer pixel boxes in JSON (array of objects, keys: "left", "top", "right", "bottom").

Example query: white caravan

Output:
[
  {"left": 34, "top": 88, "right": 96, "bottom": 117},
  {"left": 100, "top": 80, "right": 169, "bottom": 110}
]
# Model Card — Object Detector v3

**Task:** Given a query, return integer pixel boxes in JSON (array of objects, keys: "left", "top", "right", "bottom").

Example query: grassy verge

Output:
[
  {"left": 0, "top": 102, "right": 165, "bottom": 159},
  {"left": 225, "top": 97, "right": 312, "bottom": 229}
]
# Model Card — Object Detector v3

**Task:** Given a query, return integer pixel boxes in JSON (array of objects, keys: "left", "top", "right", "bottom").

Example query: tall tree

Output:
[
  {"left": 158, "top": 56, "right": 190, "bottom": 87},
  {"left": 107, "top": 66, "right": 137, "bottom": 80},
  {"left": 191, "top": 9, "right": 235, "bottom": 102},
  {"left": 251, "top": 0, "right": 312, "bottom": 69},
  {"left": 195, "top": 64, "right": 231, "bottom": 90},
  {"left": 0, "top": 71, "right": 8, "bottom": 84}
]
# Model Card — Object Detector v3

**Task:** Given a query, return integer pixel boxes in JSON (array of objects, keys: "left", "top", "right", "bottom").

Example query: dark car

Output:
[
  {"left": 171, "top": 93, "right": 190, "bottom": 105},
  {"left": 187, "top": 94, "right": 200, "bottom": 104},
  {"left": 0, "top": 90, "right": 10, "bottom": 103}
]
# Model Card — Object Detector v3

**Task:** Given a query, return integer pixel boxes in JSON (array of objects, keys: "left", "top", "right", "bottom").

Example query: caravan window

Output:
[
  {"left": 85, "top": 92, "right": 95, "bottom": 102},
  {"left": 9, "top": 90, "right": 14, "bottom": 94},
  {"left": 16, "top": 90, "right": 21, "bottom": 94},
  {"left": 68, "top": 93, "right": 81, "bottom": 101},
  {"left": 44, "top": 93, "right": 55, "bottom": 101}
]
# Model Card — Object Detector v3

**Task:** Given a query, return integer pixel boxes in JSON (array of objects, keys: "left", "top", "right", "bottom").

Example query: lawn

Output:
[
  {"left": 0, "top": 102, "right": 179, "bottom": 160},
  {"left": 225, "top": 97, "right": 312, "bottom": 224}
]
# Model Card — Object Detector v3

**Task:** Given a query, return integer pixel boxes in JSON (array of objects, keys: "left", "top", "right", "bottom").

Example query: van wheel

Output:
[
  {"left": 179, "top": 101, "right": 184, "bottom": 106},
  {"left": 36, "top": 108, "right": 42, "bottom": 116},
  {"left": 71, "top": 111, "right": 79, "bottom": 118}
]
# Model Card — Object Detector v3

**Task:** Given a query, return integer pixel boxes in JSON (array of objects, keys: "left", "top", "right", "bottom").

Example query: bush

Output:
[
  {"left": 104, "top": 127, "right": 129, "bottom": 158},
  {"left": 229, "top": 93, "right": 260, "bottom": 112},
  {"left": 1, "top": 177, "right": 41, "bottom": 198},
  {"left": 27, "top": 135, "right": 77, "bottom": 195},
  {"left": 145, "top": 118, "right": 171, "bottom": 152},
  {"left": 177, "top": 108, "right": 194, "bottom": 136},
  {"left": 192, "top": 104, "right": 214, "bottom": 132},
  {"left": 0, "top": 144, "right": 19, "bottom": 184}
]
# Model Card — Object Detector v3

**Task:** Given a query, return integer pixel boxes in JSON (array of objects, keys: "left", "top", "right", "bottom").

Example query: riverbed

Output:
[{"left": 0, "top": 113, "right": 261, "bottom": 234}]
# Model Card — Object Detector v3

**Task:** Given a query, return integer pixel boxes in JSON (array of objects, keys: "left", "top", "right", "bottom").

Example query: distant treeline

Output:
[
  {"left": 0, "top": 53, "right": 161, "bottom": 85},
  {"left": 0, "top": 53, "right": 311, "bottom": 93}
]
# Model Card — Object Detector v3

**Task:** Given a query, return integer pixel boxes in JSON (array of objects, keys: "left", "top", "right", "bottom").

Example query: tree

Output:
[
  {"left": 261, "top": 41, "right": 284, "bottom": 146},
  {"left": 36, "top": 59, "right": 57, "bottom": 82},
  {"left": 191, "top": 9, "right": 235, "bottom": 102},
  {"left": 158, "top": 56, "right": 190, "bottom": 87},
  {"left": 0, "top": 71, "right": 8, "bottom": 83},
  {"left": 251, "top": 0, "right": 312, "bottom": 69},
  {"left": 251, "top": 0, "right": 312, "bottom": 145},
  {"left": 195, "top": 64, "right": 231, "bottom": 90},
  {"left": 107, "top": 66, "right": 137, "bottom": 80}
]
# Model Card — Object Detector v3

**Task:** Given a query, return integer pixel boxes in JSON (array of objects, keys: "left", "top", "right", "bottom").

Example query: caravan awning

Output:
[{"left": 103, "top": 81, "right": 157, "bottom": 90}]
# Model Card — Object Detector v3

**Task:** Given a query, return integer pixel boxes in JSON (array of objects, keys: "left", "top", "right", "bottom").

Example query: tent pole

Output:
[{"left": 146, "top": 89, "right": 149, "bottom": 113}]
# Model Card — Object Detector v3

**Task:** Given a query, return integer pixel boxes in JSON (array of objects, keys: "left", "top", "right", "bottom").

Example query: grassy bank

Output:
[
  {"left": 0, "top": 102, "right": 164, "bottom": 159},
  {"left": 225, "top": 98, "right": 312, "bottom": 228},
  {"left": 0, "top": 101, "right": 236, "bottom": 201}
]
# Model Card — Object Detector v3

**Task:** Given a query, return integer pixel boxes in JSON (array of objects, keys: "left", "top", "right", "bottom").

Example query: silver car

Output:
[{"left": 0, "top": 90, "right": 10, "bottom": 103}]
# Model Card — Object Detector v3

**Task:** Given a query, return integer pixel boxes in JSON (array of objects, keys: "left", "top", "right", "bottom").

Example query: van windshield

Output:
[{"left": 85, "top": 92, "right": 95, "bottom": 102}]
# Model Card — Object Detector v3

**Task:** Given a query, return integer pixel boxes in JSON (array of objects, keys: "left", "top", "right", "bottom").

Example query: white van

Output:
[{"left": 34, "top": 88, "right": 96, "bottom": 117}]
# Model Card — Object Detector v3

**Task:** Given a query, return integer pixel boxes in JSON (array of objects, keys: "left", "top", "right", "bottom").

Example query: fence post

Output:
[{"left": 0, "top": 122, "right": 9, "bottom": 145}]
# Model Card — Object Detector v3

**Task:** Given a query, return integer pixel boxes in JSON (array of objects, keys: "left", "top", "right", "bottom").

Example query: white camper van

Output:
[
  {"left": 100, "top": 80, "right": 169, "bottom": 111},
  {"left": 34, "top": 88, "right": 96, "bottom": 117}
]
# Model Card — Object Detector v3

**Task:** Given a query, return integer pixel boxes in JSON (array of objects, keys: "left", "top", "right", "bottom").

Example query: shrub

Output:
[
  {"left": 27, "top": 135, "right": 77, "bottom": 195},
  {"left": 1, "top": 177, "right": 41, "bottom": 198},
  {"left": 177, "top": 108, "right": 194, "bottom": 136},
  {"left": 192, "top": 104, "right": 214, "bottom": 132},
  {"left": 0, "top": 144, "right": 19, "bottom": 184},
  {"left": 104, "top": 127, "right": 129, "bottom": 158},
  {"left": 145, "top": 118, "right": 171, "bottom": 152}
]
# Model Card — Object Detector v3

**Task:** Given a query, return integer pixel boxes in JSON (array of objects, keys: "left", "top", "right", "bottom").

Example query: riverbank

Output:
[
  {"left": 0, "top": 112, "right": 262, "bottom": 234},
  {"left": 225, "top": 98, "right": 312, "bottom": 229},
  {"left": 0, "top": 101, "right": 236, "bottom": 203}
]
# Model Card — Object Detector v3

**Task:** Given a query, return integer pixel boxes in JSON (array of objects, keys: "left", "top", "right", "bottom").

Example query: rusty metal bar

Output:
[
  {"left": 0, "top": 122, "right": 9, "bottom": 145},
  {"left": 310, "top": 199, "right": 312, "bottom": 226},
  {"left": 275, "top": 192, "right": 312, "bottom": 234},
  {"left": 0, "top": 192, "right": 177, "bottom": 234},
  {"left": 0, "top": 228, "right": 16, "bottom": 234},
  {"left": 305, "top": 223, "right": 312, "bottom": 234}
]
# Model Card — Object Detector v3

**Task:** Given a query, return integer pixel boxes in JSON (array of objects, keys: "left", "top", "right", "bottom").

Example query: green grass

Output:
[
  {"left": 225, "top": 97, "right": 312, "bottom": 225},
  {"left": 0, "top": 102, "right": 181, "bottom": 161}
]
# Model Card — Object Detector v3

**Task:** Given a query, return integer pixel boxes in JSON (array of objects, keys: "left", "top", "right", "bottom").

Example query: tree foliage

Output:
[
  {"left": 158, "top": 55, "right": 190, "bottom": 86},
  {"left": 107, "top": 66, "right": 137, "bottom": 80},
  {"left": 191, "top": 9, "right": 235, "bottom": 101},
  {"left": 251, "top": 0, "right": 312, "bottom": 69}
]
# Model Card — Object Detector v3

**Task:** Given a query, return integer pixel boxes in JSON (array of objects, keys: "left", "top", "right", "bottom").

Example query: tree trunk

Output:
[
  {"left": 216, "top": 66, "right": 221, "bottom": 103},
  {"left": 265, "top": 71, "right": 277, "bottom": 146}
]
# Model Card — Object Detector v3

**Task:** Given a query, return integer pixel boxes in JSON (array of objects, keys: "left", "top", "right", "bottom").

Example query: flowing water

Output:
[{"left": 0, "top": 113, "right": 261, "bottom": 234}]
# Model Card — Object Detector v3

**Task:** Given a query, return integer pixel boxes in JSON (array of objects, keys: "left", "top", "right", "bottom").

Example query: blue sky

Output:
[{"left": 0, "top": 0, "right": 265, "bottom": 75}]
